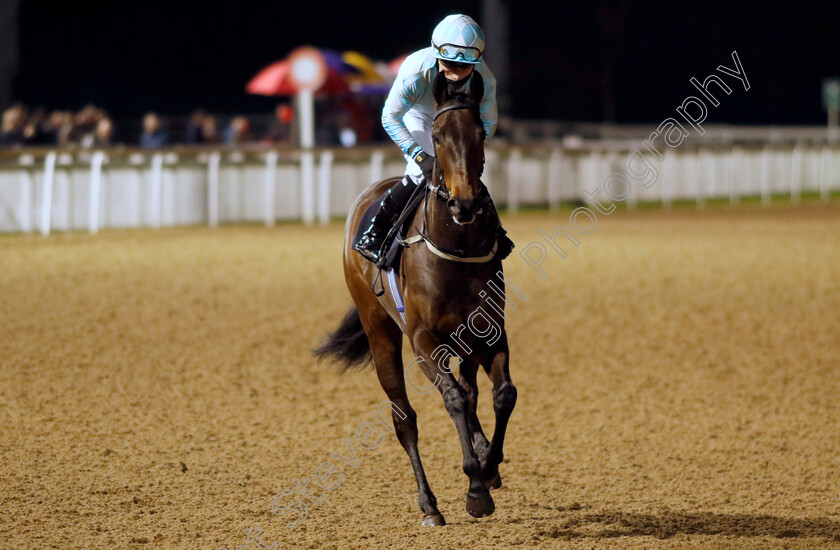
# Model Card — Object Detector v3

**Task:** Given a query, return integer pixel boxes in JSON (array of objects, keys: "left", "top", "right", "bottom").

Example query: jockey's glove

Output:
[{"left": 412, "top": 149, "right": 435, "bottom": 183}]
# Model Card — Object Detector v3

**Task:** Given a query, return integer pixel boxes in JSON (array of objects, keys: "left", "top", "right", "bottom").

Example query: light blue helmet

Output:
[{"left": 431, "top": 14, "right": 485, "bottom": 65}]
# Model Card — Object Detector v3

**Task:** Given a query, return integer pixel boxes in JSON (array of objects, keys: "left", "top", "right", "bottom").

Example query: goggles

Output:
[{"left": 434, "top": 43, "right": 482, "bottom": 63}]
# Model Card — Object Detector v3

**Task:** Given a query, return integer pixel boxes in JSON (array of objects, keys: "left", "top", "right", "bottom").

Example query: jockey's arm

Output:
[
  {"left": 477, "top": 65, "right": 498, "bottom": 140},
  {"left": 381, "top": 74, "right": 426, "bottom": 159},
  {"left": 381, "top": 64, "right": 498, "bottom": 154}
]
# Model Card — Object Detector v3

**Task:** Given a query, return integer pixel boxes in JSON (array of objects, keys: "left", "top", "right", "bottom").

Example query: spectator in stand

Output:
[
  {"left": 223, "top": 116, "right": 251, "bottom": 145},
  {"left": 201, "top": 113, "right": 221, "bottom": 144},
  {"left": 262, "top": 103, "right": 293, "bottom": 145},
  {"left": 92, "top": 117, "right": 115, "bottom": 147},
  {"left": 46, "top": 111, "right": 75, "bottom": 146},
  {"left": 22, "top": 107, "right": 46, "bottom": 144},
  {"left": 0, "top": 104, "right": 27, "bottom": 147},
  {"left": 42, "top": 111, "right": 59, "bottom": 145},
  {"left": 73, "top": 104, "right": 103, "bottom": 145},
  {"left": 185, "top": 109, "right": 206, "bottom": 144},
  {"left": 139, "top": 112, "right": 168, "bottom": 148}
]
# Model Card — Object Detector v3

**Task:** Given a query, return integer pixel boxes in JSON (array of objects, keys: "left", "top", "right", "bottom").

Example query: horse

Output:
[{"left": 314, "top": 70, "right": 516, "bottom": 527}]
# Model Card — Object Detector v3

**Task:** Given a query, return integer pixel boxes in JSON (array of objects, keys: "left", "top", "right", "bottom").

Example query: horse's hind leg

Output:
[{"left": 362, "top": 308, "right": 445, "bottom": 527}]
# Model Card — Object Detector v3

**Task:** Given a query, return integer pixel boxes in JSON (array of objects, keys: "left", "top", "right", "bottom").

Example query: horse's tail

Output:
[{"left": 313, "top": 306, "right": 371, "bottom": 371}]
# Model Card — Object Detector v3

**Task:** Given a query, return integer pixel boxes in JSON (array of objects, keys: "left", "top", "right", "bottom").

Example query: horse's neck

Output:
[{"left": 422, "top": 192, "right": 492, "bottom": 255}]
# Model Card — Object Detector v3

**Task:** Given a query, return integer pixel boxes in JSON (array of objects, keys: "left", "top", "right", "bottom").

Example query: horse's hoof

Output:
[
  {"left": 421, "top": 513, "right": 446, "bottom": 527},
  {"left": 483, "top": 473, "right": 502, "bottom": 490},
  {"left": 465, "top": 490, "right": 495, "bottom": 518}
]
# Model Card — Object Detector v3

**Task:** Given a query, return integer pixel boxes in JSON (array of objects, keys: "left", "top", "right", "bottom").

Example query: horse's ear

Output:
[
  {"left": 433, "top": 69, "right": 448, "bottom": 107},
  {"left": 469, "top": 72, "right": 484, "bottom": 103}
]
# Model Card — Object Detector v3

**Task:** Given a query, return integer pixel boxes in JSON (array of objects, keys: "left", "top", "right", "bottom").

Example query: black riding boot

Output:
[{"left": 354, "top": 176, "right": 421, "bottom": 265}]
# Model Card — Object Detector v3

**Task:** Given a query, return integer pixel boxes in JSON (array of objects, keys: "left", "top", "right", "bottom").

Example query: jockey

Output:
[{"left": 354, "top": 14, "right": 513, "bottom": 265}]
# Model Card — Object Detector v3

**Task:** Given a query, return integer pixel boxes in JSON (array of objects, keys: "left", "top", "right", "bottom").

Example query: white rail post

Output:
[
  {"left": 263, "top": 150, "right": 278, "bottom": 226},
  {"left": 88, "top": 151, "right": 105, "bottom": 234},
  {"left": 760, "top": 146, "right": 771, "bottom": 207},
  {"left": 369, "top": 149, "right": 384, "bottom": 184},
  {"left": 566, "top": 154, "right": 580, "bottom": 208},
  {"left": 819, "top": 146, "right": 830, "bottom": 201},
  {"left": 298, "top": 88, "right": 315, "bottom": 148},
  {"left": 626, "top": 150, "right": 639, "bottom": 211},
  {"left": 298, "top": 86, "right": 316, "bottom": 226},
  {"left": 602, "top": 150, "right": 616, "bottom": 211},
  {"left": 743, "top": 148, "right": 752, "bottom": 203},
  {"left": 791, "top": 145, "right": 802, "bottom": 204},
  {"left": 662, "top": 148, "right": 673, "bottom": 210},
  {"left": 207, "top": 151, "right": 221, "bottom": 228},
  {"left": 19, "top": 168, "right": 32, "bottom": 233},
  {"left": 708, "top": 149, "right": 718, "bottom": 198},
  {"left": 729, "top": 147, "right": 739, "bottom": 207},
  {"left": 547, "top": 148, "right": 562, "bottom": 212},
  {"left": 39, "top": 152, "right": 57, "bottom": 236},
  {"left": 149, "top": 153, "right": 163, "bottom": 229},
  {"left": 588, "top": 151, "right": 601, "bottom": 206},
  {"left": 506, "top": 148, "right": 522, "bottom": 215},
  {"left": 300, "top": 151, "right": 315, "bottom": 225},
  {"left": 694, "top": 149, "right": 704, "bottom": 209},
  {"left": 317, "top": 150, "right": 334, "bottom": 225}
]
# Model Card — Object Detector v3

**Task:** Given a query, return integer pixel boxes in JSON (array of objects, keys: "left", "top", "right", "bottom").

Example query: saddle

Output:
[{"left": 351, "top": 181, "right": 508, "bottom": 273}]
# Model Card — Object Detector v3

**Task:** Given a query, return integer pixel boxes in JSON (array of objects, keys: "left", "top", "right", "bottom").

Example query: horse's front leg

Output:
[
  {"left": 478, "top": 333, "right": 517, "bottom": 487},
  {"left": 412, "top": 330, "right": 495, "bottom": 518},
  {"left": 458, "top": 357, "right": 492, "bottom": 473}
]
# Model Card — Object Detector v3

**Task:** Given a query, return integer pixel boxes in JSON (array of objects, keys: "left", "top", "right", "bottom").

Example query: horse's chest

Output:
[{"left": 408, "top": 283, "right": 485, "bottom": 327}]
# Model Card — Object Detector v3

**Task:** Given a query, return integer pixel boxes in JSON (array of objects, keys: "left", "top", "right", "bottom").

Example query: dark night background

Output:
[{"left": 11, "top": 0, "right": 840, "bottom": 125}]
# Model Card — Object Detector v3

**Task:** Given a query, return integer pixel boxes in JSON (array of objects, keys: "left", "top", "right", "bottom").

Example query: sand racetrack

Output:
[{"left": 2, "top": 202, "right": 839, "bottom": 549}]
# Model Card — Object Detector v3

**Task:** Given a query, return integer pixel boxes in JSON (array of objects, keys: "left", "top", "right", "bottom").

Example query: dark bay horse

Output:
[{"left": 315, "top": 71, "right": 516, "bottom": 527}]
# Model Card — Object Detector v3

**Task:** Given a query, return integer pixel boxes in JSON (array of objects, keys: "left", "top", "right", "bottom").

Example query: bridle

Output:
[
  {"left": 403, "top": 99, "right": 496, "bottom": 262},
  {"left": 426, "top": 100, "right": 480, "bottom": 201}
]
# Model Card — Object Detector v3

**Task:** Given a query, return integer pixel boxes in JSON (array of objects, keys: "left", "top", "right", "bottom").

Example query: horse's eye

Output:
[{"left": 432, "top": 135, "right": 440, "bottom": 144}]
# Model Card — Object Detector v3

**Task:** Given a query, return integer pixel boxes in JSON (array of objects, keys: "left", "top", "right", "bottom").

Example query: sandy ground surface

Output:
[{"left": 1, "top": 202, "right": 839, "bottom": 549}]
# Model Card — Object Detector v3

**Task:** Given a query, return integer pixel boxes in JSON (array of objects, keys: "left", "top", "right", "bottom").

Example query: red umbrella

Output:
[{"left": 246, "top": 59, "right": 350, "bottom": 96}]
